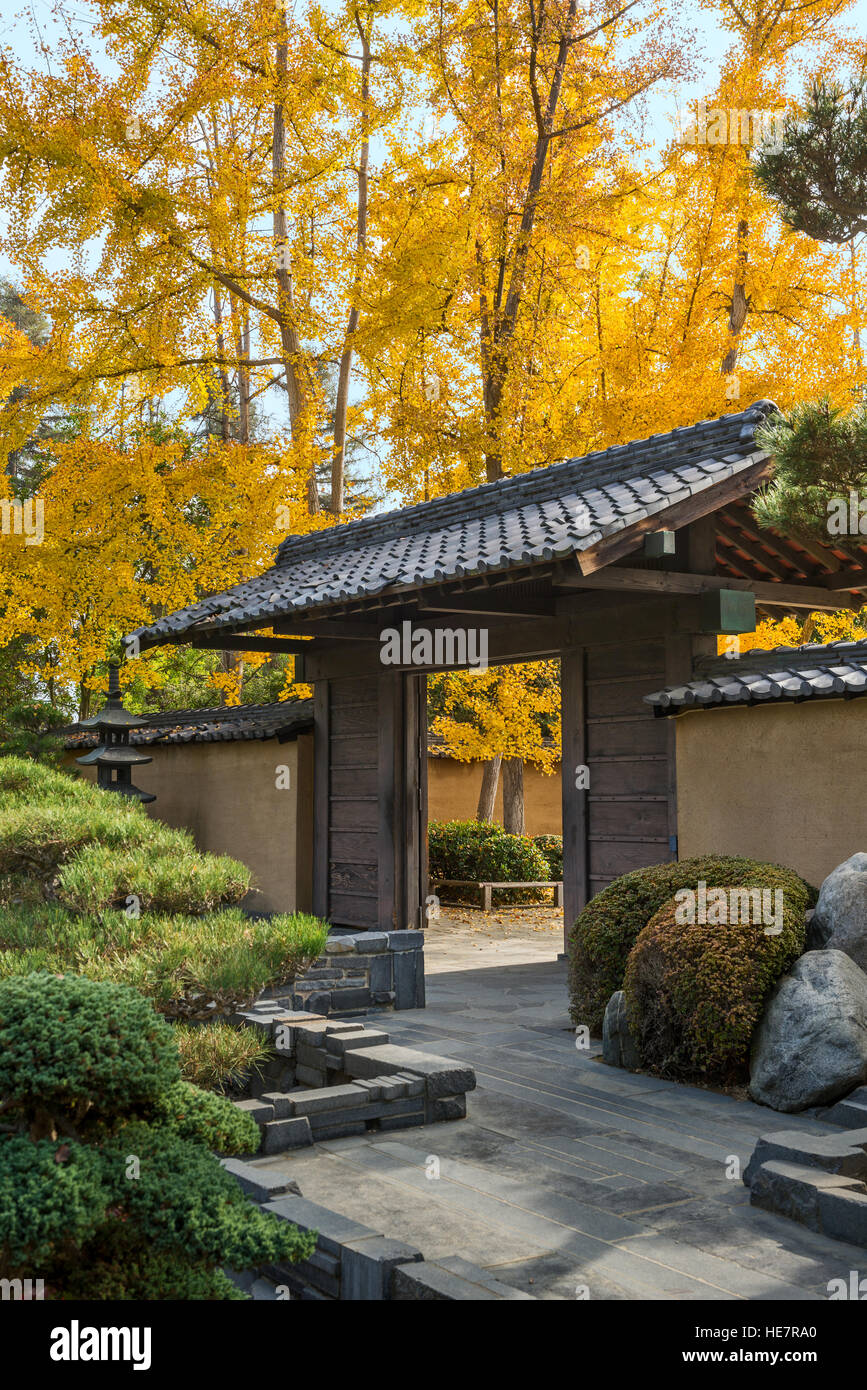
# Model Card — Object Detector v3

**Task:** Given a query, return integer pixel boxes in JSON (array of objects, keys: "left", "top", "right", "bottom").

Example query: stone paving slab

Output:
[{"left": 248, "top": 923, "right": 865, "bottom": 1300}]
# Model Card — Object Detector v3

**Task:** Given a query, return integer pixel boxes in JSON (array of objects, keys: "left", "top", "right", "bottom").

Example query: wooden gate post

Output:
[{"left": 560, "top": 646, "right": 589, "bottom": 955}]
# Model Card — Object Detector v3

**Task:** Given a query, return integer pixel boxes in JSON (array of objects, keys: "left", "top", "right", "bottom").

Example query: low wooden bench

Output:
[{"left": 430, "top": 879, "right": 564, "bottom": 912}]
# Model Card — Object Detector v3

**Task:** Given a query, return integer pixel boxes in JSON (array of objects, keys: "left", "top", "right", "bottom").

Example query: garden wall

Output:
[
  {"left": 74, "top": 733, "right": 315, "bottom": 915},
  {"left": 676, "top": 698, "right": 867, "bottom": 888},
  {"left": 427, "top": 755, "right": 562, "bottom": 835}
]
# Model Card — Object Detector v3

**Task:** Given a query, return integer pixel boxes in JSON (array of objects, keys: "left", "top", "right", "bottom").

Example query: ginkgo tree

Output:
[
  {"left": 0, "top": 0, "right": 412, "bottom": 516},
  {"left": 428, "top": 661, "right": 561, "bottom": 832}
]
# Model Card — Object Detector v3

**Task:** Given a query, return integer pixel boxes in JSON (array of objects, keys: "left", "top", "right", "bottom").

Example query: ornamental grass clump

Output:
[
  {"left": 0, "top": 904, "right": 328, "bottom": 1019},
  {"left": 173, "top": 1022, "right": 275, "bottom": 1093},
  {"left": 0, "top": 973, "right": 314, "bottom": 1299},
  {"left": 568, "top": 855, "right": 816, "bottom": 1034}
]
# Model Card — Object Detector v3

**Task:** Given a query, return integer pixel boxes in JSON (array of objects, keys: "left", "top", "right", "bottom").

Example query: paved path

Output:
[{"left": 253, "top": 922, "right": 864, "bottom": 1300}]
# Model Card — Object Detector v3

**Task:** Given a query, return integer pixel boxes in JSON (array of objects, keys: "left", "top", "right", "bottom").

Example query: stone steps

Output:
[
  {"left": 748, "top": 1160, "right": 867, "bottom": 1246},
  {"left": 821, "top": 1086, "right": 867, "bottom": 1128},
  {"left": 744, "top": 1125, "right": 867, "bottom": 1247}
]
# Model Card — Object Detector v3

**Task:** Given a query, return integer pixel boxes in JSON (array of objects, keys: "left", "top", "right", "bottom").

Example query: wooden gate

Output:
[
  {"left": 561, "top": 634, "right": 685, "bottom": 933},
  {"left": 313, "top": 670, "right": 427, "bottom": 930}
]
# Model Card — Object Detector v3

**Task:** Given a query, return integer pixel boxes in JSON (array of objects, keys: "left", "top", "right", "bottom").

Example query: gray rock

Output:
[
  {"left": 343, "top": 1043, "right": 476, "bottom": 1097},
  {"left": 391, "top": 1257, "right": 534, "bottom": 1300},
  {"left": 602, "top": 990, "right": 641, "bottom": 1071},
  {"left": 807, "top": 852, "right": 867, "bottom": 968},
  {"left": 341, "top": 1236, "right": 424, "bottom": 1300},
  {"left": 749, "top": 950, "right": 867, "bottom": 1112}
]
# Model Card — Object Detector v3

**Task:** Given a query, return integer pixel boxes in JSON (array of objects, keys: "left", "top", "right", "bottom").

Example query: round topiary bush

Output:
[
  {"left": 0, "top": 973, "right": 314, "bottom": 1299},
  {"left": 622, "top": 864, "right": 811, "bottom": 1084},
  {"left": 0, "top": 971, "right": 180, "bottom": 1118},
  {"left": 568, "top": 855, "right": 816, "bottom": 1034}
]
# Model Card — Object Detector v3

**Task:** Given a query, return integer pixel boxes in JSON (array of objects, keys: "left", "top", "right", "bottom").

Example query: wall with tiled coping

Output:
[{"left": 232, "top": 1007, "right": 474, "bottom": 1151}]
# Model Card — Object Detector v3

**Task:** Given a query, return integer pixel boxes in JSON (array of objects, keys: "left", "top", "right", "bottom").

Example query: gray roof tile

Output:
[
  {"left": 130, "top": 402, "right": 777, "bottom": 649},
  {"left": 65, "top": 700, "right": 314, "bottom": 748},
  {"left": 646, "top": 640, "right": 867, "bottom": 714}
]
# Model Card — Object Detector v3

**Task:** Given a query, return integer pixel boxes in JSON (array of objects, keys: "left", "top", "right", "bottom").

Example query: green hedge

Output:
[
  {"left": 533, "top": 834, "right": 563, "bottom": 880},
  {"left": 568, "top": 855, "right": 816, "bottom": 1034},
  {"left": 622, "top": 864, "right": 811, "bottom": 1083},
  {"left": 428, "top": 819, "right": 553, "bottom": 905}
]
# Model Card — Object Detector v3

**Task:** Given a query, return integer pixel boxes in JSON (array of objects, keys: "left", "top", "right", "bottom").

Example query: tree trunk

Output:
[
  {"left": 236, "top": 309, "right": 251, "bottom": 444},
  {"left": 212, "top": 290, "right": 231, "bottom": 442},
  {"left": 332, "top": 11, "right": 371, "bottom": 515},
  {"left": 273, "top": 13, "right": 319, "bottom": 514},
  {"left": 479, "top": 0, "right": 579, "bottom": 482},
  {"left": 476, "top": 754, "right": 502, "bottom": 822},
  {"left": 721, "top": 218, "right": 749, "bottom": 376},
  {"left": 502, "top": 757, "right": 525, "bottom": 835}
]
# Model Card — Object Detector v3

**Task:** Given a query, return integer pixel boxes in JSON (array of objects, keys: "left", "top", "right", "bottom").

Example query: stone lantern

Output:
[{"left": 75, "top": 663, "right": 156, "bottom": 803}]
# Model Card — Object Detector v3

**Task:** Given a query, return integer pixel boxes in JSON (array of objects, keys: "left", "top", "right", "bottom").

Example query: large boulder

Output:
[
  {"left": 602, "top": 990, "right": 640, "bottom": 1071},
  {"left": 750, "top": 950, "right": 867, "bottom": 1112},
  {"left": 807, "top": 853, "right": 867, "bottom": 969}
]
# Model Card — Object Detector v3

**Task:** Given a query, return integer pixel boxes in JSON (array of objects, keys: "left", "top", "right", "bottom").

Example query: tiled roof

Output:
[
  {"left": 129, "top": 402, "right": 776, "bottom": 649},
  {"left": 645, "top": 640, "right": 867, "bottom": 715},
  {"left": 65, "top": 699, "right": 314, "bottom": 748}
]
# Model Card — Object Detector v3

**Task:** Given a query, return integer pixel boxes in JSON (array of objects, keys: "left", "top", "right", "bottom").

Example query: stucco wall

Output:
[
  {"left": 427, "top": 756, "right": 562, "bottom": 835},
  {"left": 676, "top": 698, "right": 867, "bottom": 889},
  {"left": 74, "top": 733, "right": 314, "bottom": 915},
  {"left": 71, "top": 736, "right": 559, "bottom": 912}
]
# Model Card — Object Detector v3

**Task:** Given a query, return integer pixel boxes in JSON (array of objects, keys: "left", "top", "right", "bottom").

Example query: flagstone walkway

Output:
[{"left": 252, "top": 920, "right": 864, "bottom": 1300}]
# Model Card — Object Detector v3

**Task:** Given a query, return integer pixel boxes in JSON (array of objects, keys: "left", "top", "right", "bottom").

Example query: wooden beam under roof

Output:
[
  {"left": 714, "top": 546, "right": 771, "bottom": 585},
  {"left": 189, "top": 636, "right": 315, "bottom": 654},
  {"left": 715, "top": 517, "right": 799, "bottom": 582},
  {"left": 555, "top": 563, "right": 861, "bottom": 611},
  {"left": 576, "top": 454, "right": 774, "bottom": 575},
  {"left": 717, "top": 507, "right": 822, "bottom": 579}
]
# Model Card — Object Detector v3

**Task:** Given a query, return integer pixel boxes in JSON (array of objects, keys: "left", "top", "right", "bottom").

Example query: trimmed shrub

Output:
[
  {"left": 0, "top": 754, "right": 84, "bottom": 799},
  {"left": 147, "top": 1083, "right": 261, "bottom": 1154},
  {"left": 56, "top": 842, "right": 251, "bottom": 914},
  {"left": 568, "top": 855, "right": 816, "bottom": 1033},
  {"left": 0, "top": 970, "right": 179, "bottom": 1114},
  {"left": 0, "top": 973, "right": 314, "bottom": 1299},
  {"left": 0, "top": 757, "right": 250, "bottom": 911},
  {"left": 622, "top": 867, "right": 810, "bottom": 1084},
  {"left": 0, "top": 759, "right": 328, "bottom": 1021},
  {"left": 533, "top": 834, "right": 563, "bottom": 880},
  {"left": 427, "top": 819, "right": 503, "bottom": 881},
  {"left": 428, "top": 819, "right": 552, "bottom": 905}
]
